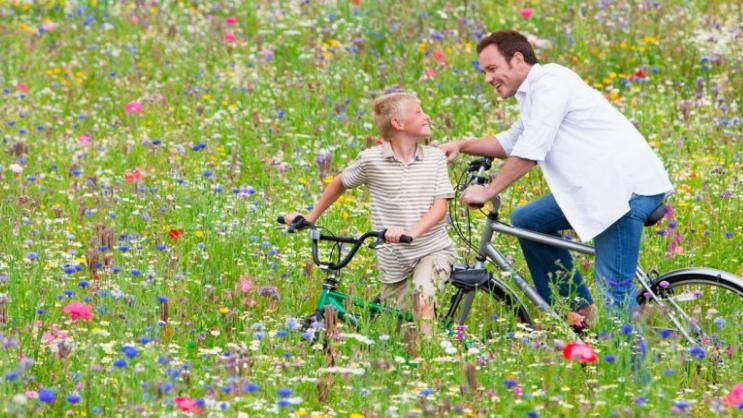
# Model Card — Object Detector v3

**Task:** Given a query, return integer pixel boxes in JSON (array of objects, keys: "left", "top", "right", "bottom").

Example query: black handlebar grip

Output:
[
  {"left": 400, "top": 235, "right": 413, "bottom": 243},
  {"left": 277, "top": 216, "right": 285, "bottom": 224}
]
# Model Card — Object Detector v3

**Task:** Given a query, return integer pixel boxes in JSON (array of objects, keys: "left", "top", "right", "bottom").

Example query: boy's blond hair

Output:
[{"left": 372, "top": 92, "right": 418, "bottom": 140}]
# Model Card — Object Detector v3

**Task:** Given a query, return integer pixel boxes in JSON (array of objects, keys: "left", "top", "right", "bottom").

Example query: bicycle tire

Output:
[{"left": 635, "top": 267, "right": 742, "bottom": 348}]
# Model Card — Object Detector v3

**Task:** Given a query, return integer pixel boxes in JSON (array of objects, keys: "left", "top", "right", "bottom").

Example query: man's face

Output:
[
  {"left": 397, "top": 100, "right": 431, "bottom": 139},
  {"left": 478, "top": 45, "right": 526, "bottom": 99}
]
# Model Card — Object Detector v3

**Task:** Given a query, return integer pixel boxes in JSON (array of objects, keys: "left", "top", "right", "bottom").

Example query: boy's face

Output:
[
  {"left": 396, "top": 100, "right": 431, "bottom": 139},
  {"left": 479, "top": 45, "right": 527, "bottom": 99}
]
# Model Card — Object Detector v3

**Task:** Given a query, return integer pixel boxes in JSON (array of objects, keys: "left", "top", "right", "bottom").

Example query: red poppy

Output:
[
  {"left": 169, "top": 229, "right": 184, "bottom": 241},
  {"left": 174, "top": 397, "right": 203, "bottom": 414},
  {"left": 123, "top": 168, "right": 143, "bottom": 183},
  {"left": 634, "top": 69, "right": 647, "bottom": 79},
  {"left": 562, "top": 342, "right": 598, "bottom": 363}
]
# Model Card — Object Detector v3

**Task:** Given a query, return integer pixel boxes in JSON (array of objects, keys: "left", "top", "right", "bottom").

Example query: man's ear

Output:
[{"left": 511, "top": 51, "right": 524, "bottom": 66}]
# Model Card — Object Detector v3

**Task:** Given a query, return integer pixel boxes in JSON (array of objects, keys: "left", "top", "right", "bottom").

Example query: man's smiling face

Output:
[{"left": 479, "top": 44, "right": 528, "bottom": 99}]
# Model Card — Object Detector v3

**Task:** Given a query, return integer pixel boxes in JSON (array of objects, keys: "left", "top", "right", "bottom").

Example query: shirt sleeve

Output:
[
  {"left": 340, "top": 152, "right": 367, "bottom": 189},
  {"left": 494, "top": 119, "right": 524, "bottom": 156},
  {"left": 433, "top": 151, "right": 455, "bottom": 199},
  {"left": 509, "top": 73, "right": 571, "bottom": 162}
]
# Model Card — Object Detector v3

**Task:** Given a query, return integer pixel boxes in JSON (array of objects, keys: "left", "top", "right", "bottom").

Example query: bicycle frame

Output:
[
  {"left": 473, "top": 196, "right": 701, "bottom": 344},
  {"left": 314, "top": 270, "right": 413, "bottom": 326}
]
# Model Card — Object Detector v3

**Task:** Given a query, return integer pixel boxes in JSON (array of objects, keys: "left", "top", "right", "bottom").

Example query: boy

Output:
[{"left": 283, "top": 92, "right": 455, "bottom": 339}]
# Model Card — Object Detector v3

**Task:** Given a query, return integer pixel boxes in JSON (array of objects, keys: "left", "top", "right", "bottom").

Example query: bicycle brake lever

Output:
[{"left": 369, "top": 230, "right": 386, "bottom": 249}]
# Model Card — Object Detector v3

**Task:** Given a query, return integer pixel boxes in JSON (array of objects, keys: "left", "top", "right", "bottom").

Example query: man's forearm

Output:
[
  {"left": 460, "top": 137, "right": 508, "bottom": 159},
  {"left": 487, "top": 156, "right": 537, "bottom": 195},
  {"left": 307, "top": 175, "right": 347, "bottom": 222},
  {"left": 409, "top": 198, "right": 448, "bottom": 238}
]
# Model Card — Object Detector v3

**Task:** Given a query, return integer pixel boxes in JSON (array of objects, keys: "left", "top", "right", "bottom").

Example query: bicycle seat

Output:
[
  {"left": 644, "top": 202, "right": 668, "bottom": 227},
  {"left": 450, "top": 266, "right": 490, "bottom": 289}
]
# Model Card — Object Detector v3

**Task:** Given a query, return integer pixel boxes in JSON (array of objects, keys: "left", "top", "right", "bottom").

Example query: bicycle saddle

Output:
[{"left": 644, "top": 202, "right": 668, "bottom": 227}]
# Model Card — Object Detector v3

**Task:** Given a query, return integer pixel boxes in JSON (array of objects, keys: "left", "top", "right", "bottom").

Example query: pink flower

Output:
[
  {"left": 77, "top": 134, "right": 92, "bottom": 145},
  {"left": 174, "top": 397, "right": 203, "bottom": 414},
  {"left": 520, "top": 8, "right": 534, "bottom": 19},
  {"left": 562, "top": 342, "right": 597, "bottom": 363},
  {"left": 225, "top": 16, "right": 238, "bottom": 25},
  {"left": 421, "top": 69, "right": 437, "bottom": 80},
  {"left": 432, "top": 48, "right": 447, "bottom": 65},
  {"left": 63, "top": 301, "right": 93, "bottom": 321},
  {"left": 42, "top": 324, "right": 70, "bottom": 343},
  {"left": 124, "top": 101, "right": 143, "bottom": 114},
  {"left": 16, "top": 83, "right": 29, "bottom": 93},
  {"left": 513, "top": 386, "right": 522, "bottom": 397},
  {"left": 26, "top": 391, "right": 39, "bottom": 399},
  {"left": 223, "top": 33, "right": 237, "bottom": 43},
  {"left": 41, "top": 22, "right": 56, "bottom": 32},
  {"left": 723, "top": 383, "right": 743, "bottom": 408},
  {"left": 239, "top": 276, "right": 254, "bottom": 293},
  {"left": 123, "top": 168, "right": 144, "bottom": 183}
]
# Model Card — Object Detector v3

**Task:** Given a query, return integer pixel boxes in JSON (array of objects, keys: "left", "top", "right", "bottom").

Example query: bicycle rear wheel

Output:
[
  {"left": 442, "top": 276, "right": 532, "bottom": 343},
  {"left": 636, "top": 268, "right": 742, "bottom": 353}
]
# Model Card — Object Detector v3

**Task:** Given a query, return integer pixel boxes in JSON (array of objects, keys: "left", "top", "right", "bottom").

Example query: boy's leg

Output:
[
  {"left": 410, "top": 251, "right": 454, "bottom": 337},
  {"left": 510, "top": 194, "right": 594, "bottom": 311}
]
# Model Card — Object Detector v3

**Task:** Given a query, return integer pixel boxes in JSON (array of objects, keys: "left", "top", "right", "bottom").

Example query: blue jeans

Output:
[{"left": 511, "top": 193, "right": 665, "bottom": 317}]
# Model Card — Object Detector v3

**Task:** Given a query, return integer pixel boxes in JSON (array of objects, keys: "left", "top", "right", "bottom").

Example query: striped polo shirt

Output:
[{"left": 341, "top": 141, "right": 456, "bottom": 283}]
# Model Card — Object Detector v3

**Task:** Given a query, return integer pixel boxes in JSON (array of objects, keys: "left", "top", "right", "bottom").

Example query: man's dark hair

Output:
[{"left": 476, "top": 30, "right": 538, "bottom": 65}]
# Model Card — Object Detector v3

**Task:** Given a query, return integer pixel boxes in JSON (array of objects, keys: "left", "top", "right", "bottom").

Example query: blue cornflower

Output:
[
  {"left": 277, "top": 388, "right": 292, "bottom": 398},
  {"left": 121, "top": 345, "right": 138, "bottom": 359},
  {"left": 66, "top": 394, "right": 81, "bottom": 404},
  {"left": 244, "top": 382, "right": 260, "bottom": 393},
  {"left": 604, "top": 355, "right": 616, "bottom": 364},
  {"left": 620, "top": 323, "right": 633, "bottom": 335},
  {"left": 113, "top": 359, "right": 128, "bottom": 368},
  {"left": 39, "top": 388, "right": 56, "bottom": 403},
  {"left": 688, "top": 346, "right": 705, "bottom": 359}
]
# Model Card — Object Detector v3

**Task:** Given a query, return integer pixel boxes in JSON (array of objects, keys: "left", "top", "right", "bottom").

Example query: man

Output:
[{"left": 441, "top": 30, "right": 672, "bottom": 327}]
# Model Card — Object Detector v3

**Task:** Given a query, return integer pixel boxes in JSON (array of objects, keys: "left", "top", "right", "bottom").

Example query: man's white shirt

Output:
[{"left": 496, "top": 63, "right": 673, "bottom": 241}]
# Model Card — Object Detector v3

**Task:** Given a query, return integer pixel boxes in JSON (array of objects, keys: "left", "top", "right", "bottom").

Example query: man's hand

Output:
[
  {"left": 384, "top": 227, "right": 413, "bottom": 243},
  {"left": 283, "top": 212, "right": 304, "bottom": 225},
  {"left": 438, "top": 140, "right": 463, "bottom": 164},
  {"left": 461, "top": 185, "right": 496, "bottom": 209}
]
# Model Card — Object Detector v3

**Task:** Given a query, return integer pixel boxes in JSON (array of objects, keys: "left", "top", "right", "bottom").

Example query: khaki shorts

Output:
[{"left": 380, "top": 251, "right": 454, "bottom": 311}]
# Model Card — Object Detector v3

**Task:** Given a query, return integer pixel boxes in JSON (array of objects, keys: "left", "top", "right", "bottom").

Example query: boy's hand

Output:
[
  {"left": 384, "top": 227, "right": 412, "bottom": 243},
  {"left": 439, "top": 140, "right": 462, "bottom": 164}
]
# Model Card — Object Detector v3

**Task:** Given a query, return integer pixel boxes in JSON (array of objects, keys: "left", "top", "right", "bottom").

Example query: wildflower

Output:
[
  {"left": 620, "top": 323, "right": 633, "bottom": 335},
  {"left": 722, "top": 383, "right": 743, "bottom": 409},
  {"left": 124, "top": 101, "right": 143, "bottom": 114},
  {"left": 113, "top": 359, "right": 127, "bottom": 368},
  {"left": 63, "top": 301, "right": 93, "bottom": 321},
  {"left": 10, "top": 163, "right": 24, "bottom": 174},
  {"left": 39, "top": 388, "right": 55, "bottom": 403},
  {"left": 688, "top": 345, "right": 705, "bottom": 359},
  {"left": 77, "top": 134, "right": 92, "bottom": 145},
  {"left": 174, "top": 396, "right": 203, "bottom": 414},
  {"left": 123, "top": 168, "right": 143, "bottom": 183},
  {"left": 121, "top": 345, "right": 138, "bottom": 359},
  {"left": 66, "top": 394, "right": 81, "bottom": 404},
  {"left": 16, "top": 83, "right": 29, "bottom": 93},
  {"left": 603, "top": 354, "right": 616, "bottom": 363},
  {"left": 277, "top": 388, "right": 292, "bottom": 398},
  {"left": 169, "top": 229, "right": 183, "bottom": 241},
  {"left": 225, "top": 16, "right": 238, "bottom": 25},
  {"left": 223, "top": 33, "right": 237, "bottom": 43},
  {"left": 520, "top": 8, "right": 534, "bottom": 19},
  {"left": 562, "top": 342, "right": 597, "bottom": 363},
  {"left": 244, "top": 382, "right": 260, "bottom": 393}
]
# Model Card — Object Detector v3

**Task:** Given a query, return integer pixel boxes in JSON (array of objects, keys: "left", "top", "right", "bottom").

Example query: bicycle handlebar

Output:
[{"left": 277, "top": 215, "right": 412, "bottom": 270}]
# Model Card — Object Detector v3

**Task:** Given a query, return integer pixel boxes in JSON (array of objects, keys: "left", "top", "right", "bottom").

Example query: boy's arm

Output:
[
  {"left": 284, "top": 175, "right": 346, "bottom": 224},
  {"left": 385, "top": 198, "right": 448, "bottom": 243},
  {"left": 410, "top": 198, "right": 449, "bottom": 238}
]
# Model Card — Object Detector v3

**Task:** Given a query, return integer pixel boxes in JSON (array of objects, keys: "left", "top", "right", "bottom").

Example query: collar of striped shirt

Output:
[{"left": 381, "top": 140, "right": 425, "bottom": 162}]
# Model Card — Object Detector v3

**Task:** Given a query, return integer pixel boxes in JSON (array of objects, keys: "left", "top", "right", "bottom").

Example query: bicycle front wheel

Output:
[{"left": 636, "top": 267, "right": 743, "bottom": 351}]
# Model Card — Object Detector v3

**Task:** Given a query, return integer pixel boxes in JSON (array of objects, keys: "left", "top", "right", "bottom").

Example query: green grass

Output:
[{"left": 0, "top": 0, "right": 740, "bottom": 416}]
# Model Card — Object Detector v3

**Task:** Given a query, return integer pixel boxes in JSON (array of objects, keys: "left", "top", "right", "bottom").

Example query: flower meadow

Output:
[{"left": 0, "top": 0, "right": 740, "bottom": 416}]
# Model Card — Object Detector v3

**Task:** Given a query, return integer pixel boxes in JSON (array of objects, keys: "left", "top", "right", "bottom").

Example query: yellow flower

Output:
[
  {"left": 619, "top": 42, "right": 627, "bottom": 49},
  {"left": 349, "top": 414, "right": 365, "bottom": 418},
  {"left": 195, "top": 230, "right": 205, "bottom": 238},
  {"left": 219, "top": 307, "right": 229, "bottom": 314}
]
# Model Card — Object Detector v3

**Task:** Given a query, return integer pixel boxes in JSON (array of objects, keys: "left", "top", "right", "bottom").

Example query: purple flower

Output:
[{"left": 39, "top": 388, "right": 56, "bottom": 403}]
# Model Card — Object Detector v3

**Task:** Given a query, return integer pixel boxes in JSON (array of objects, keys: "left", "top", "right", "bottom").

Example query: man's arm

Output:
[
  {"left": 461, "top": 156, "right": 536, "bottom": 208},
  {"left": 440, "top": 137, "right": 508, "bottom": 163},
  {"left": 384, "top": 198, "right": 448, "bottom": 242},
  {"left": 284, "top": 175, "right": 347, "bottom": 224}
]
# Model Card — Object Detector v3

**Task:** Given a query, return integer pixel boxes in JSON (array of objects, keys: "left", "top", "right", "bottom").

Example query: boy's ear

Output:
[{"left": 390, "top": 117, "right": 404, "bottom": 131}]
